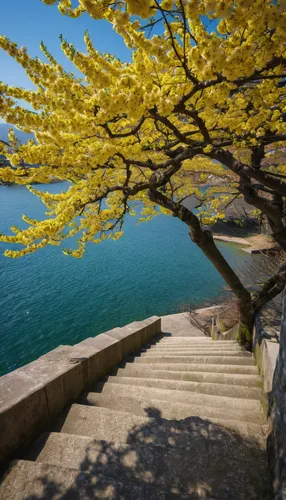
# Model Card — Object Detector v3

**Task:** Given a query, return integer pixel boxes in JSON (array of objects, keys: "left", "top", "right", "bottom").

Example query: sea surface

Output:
[{"left": 0, "top": 183, "right": 251, "bottom": 376}]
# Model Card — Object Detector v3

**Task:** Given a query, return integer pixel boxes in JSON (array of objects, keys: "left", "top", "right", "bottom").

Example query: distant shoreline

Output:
[
  {"left": 213, "top": 233, "right": 276, "bottom": 254},
  {"left": 0, "top": 178, "right": 63, "bottom": 187}
]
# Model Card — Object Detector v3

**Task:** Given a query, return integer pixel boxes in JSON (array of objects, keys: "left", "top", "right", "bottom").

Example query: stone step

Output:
[
  {"left": 153, "top": 338, "right": 236, "bottom": 344},
  {"left": 58, "top": 404, "right": 266, "bottom": 456},
  {"left": 0, "top": 459, "right": 186, "bottom": 500},
  {"left": 143, "top": 344, "right": 244, "bottom": 351},
  {"left": 156, "top": 342, "right": 241, "bottom": 347},
  {"left": 25, "top": 432, "right": 270, "bottom": 499},
  {"left": 113, "top": 366, "right": 262, "bottom": 387},
  {"left": 129, "top": 354, "right": 255, "bottom": 365},
  {"left": 121, "top": 361, "right": 258, "bottom": 375},
  {"left": 94, "top": 381, "right": 263, "bottom": 412},
  {"left": 104, "top": 375, "right": 261, "bottom": 400},
  {"left": 83, "top": 391, "right": 266, "bottom": 425},
  {"left": 139, "top": 350, "right": 252, "bottom": 358}
]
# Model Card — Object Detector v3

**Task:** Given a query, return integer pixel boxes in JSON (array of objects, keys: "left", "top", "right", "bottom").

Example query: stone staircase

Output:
[{"left": 0, "top": 313, "right": 271, "bottom": 499}]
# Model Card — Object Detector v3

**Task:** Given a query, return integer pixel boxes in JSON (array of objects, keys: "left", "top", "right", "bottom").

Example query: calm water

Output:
[{"left": 0, "top": 183, "right": 251, "bottom": 376}]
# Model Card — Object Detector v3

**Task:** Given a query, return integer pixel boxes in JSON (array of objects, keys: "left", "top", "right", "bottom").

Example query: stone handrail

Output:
[{"left": 0, "top": 316, "right": 161, "bottom": 462}]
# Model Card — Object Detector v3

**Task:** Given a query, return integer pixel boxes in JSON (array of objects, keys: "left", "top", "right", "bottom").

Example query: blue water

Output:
[{"left": 0, "top": 183, "right": 250, "bottom": 376}]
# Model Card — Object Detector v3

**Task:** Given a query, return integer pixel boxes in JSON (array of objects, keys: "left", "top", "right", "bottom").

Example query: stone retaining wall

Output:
[
  {"left": 0, "top": 316, "right": 161, "bottom": 462},
  {"left": 254, "top": 305, "right": 285, "bottom": 500}
]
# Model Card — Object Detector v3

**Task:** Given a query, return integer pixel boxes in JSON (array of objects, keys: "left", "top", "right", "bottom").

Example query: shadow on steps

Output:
[{"left": 6, "top": 407, "right": 273, "bottom": 499}]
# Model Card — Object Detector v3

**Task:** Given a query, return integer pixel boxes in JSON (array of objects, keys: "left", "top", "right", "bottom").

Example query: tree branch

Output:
[
  {"left": 253, "top": 264, "right": 286, "bottom": 312},
  {"left": 210, "top": 148, "right": 286, "bottom": 197},
  {"left": 99, "top": 116, "right": 146, "bottom": 138}
]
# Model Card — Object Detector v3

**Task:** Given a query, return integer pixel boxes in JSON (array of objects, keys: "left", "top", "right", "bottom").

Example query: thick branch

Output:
[
  {"left": 148, "top": 185, "right": 251, "bottom": 305},
  {"left": 150, "top": 109, "right": 194, "bottom": 145},
  {"left": 99, "top": 116, "right": 145, "bottom": 138},
  {"left": 253, "top": 264, "right": 286, "bottom": 312},
  {"left": 179, "top": 107, "right": 212, "bottom": 143},
  {"left": 211, "top": 148, "right": 286, "bottom": 196}
]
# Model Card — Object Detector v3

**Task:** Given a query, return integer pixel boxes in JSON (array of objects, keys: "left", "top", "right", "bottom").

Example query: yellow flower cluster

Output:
[{"left": 0, "top": 0, "right": 284, "bottom": 256}]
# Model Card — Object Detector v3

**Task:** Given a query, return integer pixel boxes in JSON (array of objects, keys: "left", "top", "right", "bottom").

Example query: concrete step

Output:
[
  {"left": 104, "top": 375, "right": 261, "bottom": 400},
  {"left": 0, "top": 459, "right": 185, "bottom": 500},
  {"left": 158, "top": 337, "right": 237, "bottom": 343},
  {"left": 153, "top": 338, "right": 237, "bottom": 344},
  {"left": 120, "top": 361, "right": 259, "bottom": 375},
  {"left": 83, "top": 391, "right": 266, "bottom": 425},
  {"left": 143, "top": 345, "right": 244, "bottom": 352},
  {"left": 113, "top": 366, "right": 262, "bottom": 387},
  {"left": 145, "top": 336, "right": 242, "bottom": 347},
  {"left": 58, "top": 404, "right": 267, "bottom": 457},
  {"left": 139, "top": 350, "right": 252, "bottom": 358},
  {"left": 24, "top": 432, "right": 270, "bottom": 499},
  {"left": 94, "top": 381, "right": 263, "bottom": 412},
  {"left": 129, "top": 354, "right": 255, "bottom": 365}
]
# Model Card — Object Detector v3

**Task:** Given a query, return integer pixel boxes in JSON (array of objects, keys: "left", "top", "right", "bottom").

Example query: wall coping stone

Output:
[
  {"left": 253, "top": 315, "right": 280, "bottom": 394},
  {"left": 0, "top": 316, "right": 161, "bottom": 462}
]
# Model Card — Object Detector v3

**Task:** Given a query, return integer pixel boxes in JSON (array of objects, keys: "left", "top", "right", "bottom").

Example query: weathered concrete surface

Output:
[
  {"left": 58, "top": 404, "right": 266, "bottom": 457},
  {"left": 140, "top": 349, "right": 252, "bottom": 357},
  {"left": 253, "top": 334, "right": 279, "bottom": 394},
  {"left": 121, "top": 361, "right": 259, "bottom": 374},
  {"left": 212, "top": 322, "right": 240, "bottom": 341},
  {"left": 114, "top": 365, "right": 262, "bottom": 387},
  {"left": 18, "top": 346, "right": 85, "bottom": 418},
  {"left": 104, "top": 375, "right": 262, "bottom": 399},
  {"left": 131, "top": 354, "right": 255, "bottom": 365},
  {"left": 94, "top": 380, "right": 263, "bottom": 412},
  {"left": 23, "top": 431, "right": 270, "bottom": 499},
  {"left": 0, "top": 460, "right": 185, "bottom": 500},
  {"left": 106, "top": 317, "right": 159, "bottom": 357},
  {"left": 161, "top": 312, "right": 205, "bottom": 337},
  {"left": 155, "top": 339, "right": 238, "bottom": 345},
  {"left": 83, "top": 391, "right": 265, "bottom": 425},
  {"left": 79, "top": 333, "right": 123, "bottom": 377},
  {"left": 63, "top": 342, "right": 101, "bottom": 386},
  {"left": 0, "top": 371, "right": 48, "bottom": 460},
  {"left": 143, "top": 343, "right": 244, "bottom": 351}
]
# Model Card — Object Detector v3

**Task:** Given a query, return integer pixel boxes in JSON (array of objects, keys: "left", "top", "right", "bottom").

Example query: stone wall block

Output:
[
  {"left": 80, "top": 334, "right": 123, "bottom": 378},
  {"left": 66, "top": 343, "right": 101, "bottom": 386},
  {"left": 253, "top": 327, "right": 279, "bottom": 394},
  {"left": 105, "top": 327, "right": 136, "bottom": 357},
  {"left": 18, "top": 346, "right": 85, "bottom": 418},
  {"left": 0, "top": 371, "right": 49, "bottom": 459},
  {"left": 125, "top": 316, "right": 161, "bottom": 345}
]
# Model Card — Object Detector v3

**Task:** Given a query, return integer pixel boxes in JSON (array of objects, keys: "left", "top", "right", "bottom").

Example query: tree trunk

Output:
[
  {"left": 149, "top": 186, "right": 255, "bottom": 346},
  {"left": 252, "top": 264, "right": 286, "bottom": 312},
  {"left": 241, "top": 180, "right": 286, "bottom": 251},
  {"left": 266, "top": 217, "right": 286, "bottom": 251},
  {"left": 179, "top": 207, "right": 254, "bottom": 346},
  {"left": 237, "top": 299, "right": 254, "bottom": 349}
]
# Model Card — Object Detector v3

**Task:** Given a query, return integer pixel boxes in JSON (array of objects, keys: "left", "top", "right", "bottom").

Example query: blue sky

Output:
[
  {"left": 0, "top": 0, "right": 132, "bottom": 89},
  {"left": 0, "top": 2, "right": 219, "bottom": 95}
]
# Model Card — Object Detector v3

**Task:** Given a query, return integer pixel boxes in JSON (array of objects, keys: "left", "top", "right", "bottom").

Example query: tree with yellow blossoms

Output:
[{"left": 0, "top": 0, "right": 285, "bottom": 345}]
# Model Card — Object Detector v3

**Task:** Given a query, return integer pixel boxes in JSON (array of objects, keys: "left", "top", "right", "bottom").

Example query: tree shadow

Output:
[{"left": 3, "top": 404, "right": 272, "bottom": 499}]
